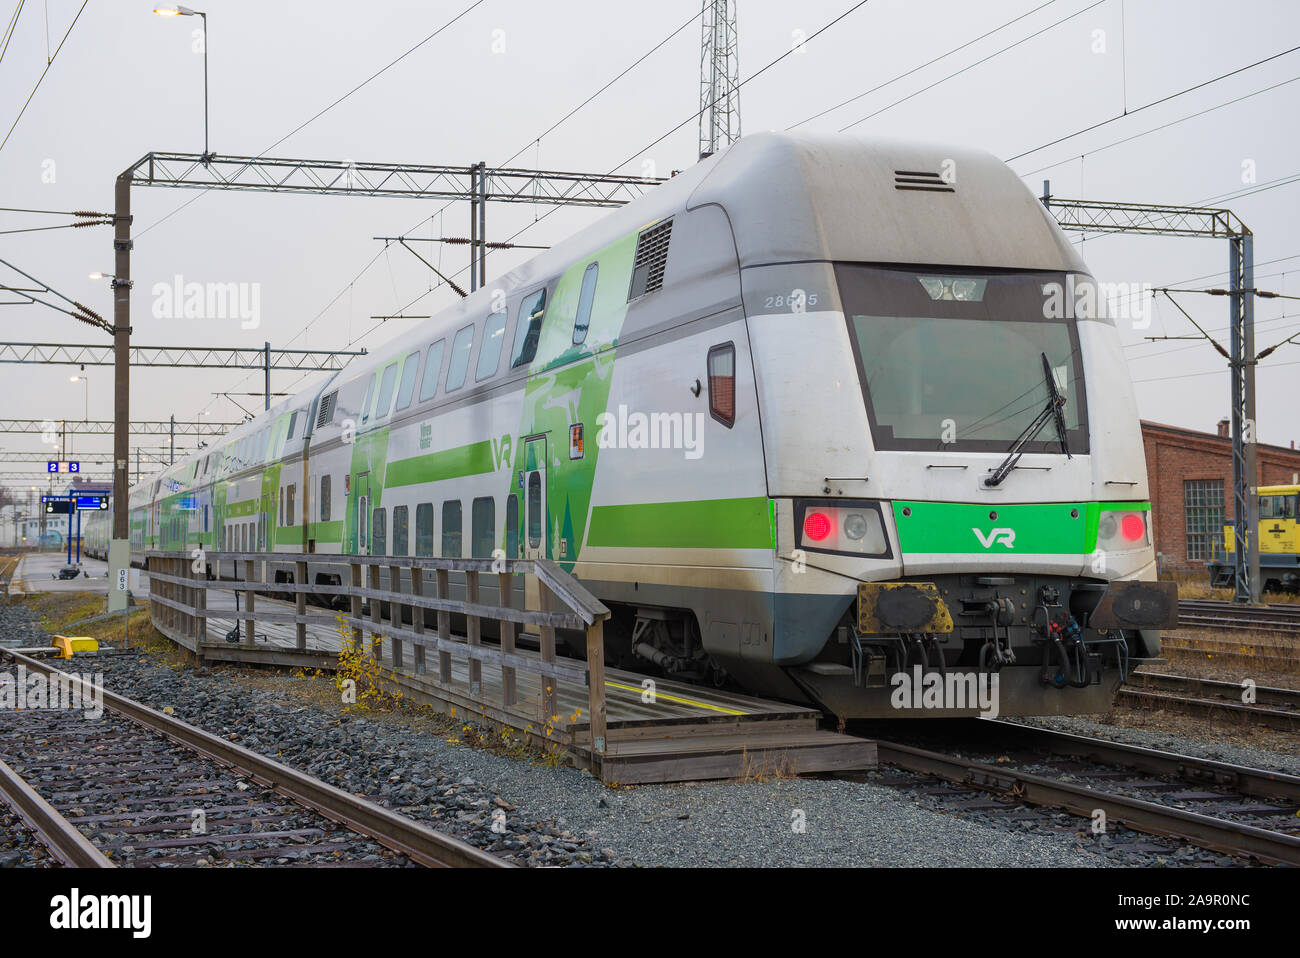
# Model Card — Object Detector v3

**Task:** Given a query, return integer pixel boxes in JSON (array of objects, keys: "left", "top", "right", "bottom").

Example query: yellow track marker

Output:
[{"left": 604, "top": 679, "right": 749, "bottom": 715}]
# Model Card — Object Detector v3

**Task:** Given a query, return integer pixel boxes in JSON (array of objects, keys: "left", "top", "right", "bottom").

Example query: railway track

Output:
[
  {"left": 1119, "top": 671, "right": 1300, "bottom": 732},
  {"left": 1178, "top": 598, "right": 1300, "bottom": 636},
  {"left": 1161, "top": 633, "right": 1296, "bottom": 672},
  {"left": 0, "top": 649, "right": 509, "bottom": 868},
  {"left": 863, "top": 720, "right": 1300, "bottom": 866}
]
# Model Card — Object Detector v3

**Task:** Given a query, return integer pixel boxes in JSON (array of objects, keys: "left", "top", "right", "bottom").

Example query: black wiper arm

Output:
[{"left": 983, "top": 352, "right": 1072, "bottom": 488}]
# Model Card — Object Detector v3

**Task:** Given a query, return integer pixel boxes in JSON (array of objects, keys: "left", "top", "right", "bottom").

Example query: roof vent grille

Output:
[
  {"left": 628, "top": 218, "right": 673, "bottom": 301},
  {"left": 894, "top": 169, "right": 955, "bottom": 193},
  {"left": 316, "top": 391, "right": 337, "bottom": 429}
]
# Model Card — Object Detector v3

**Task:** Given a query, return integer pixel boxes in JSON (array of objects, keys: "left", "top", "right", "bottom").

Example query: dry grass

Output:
[
  {"left": 1163, "top": 569, "right": 1300, "bottom": 603},
  {"left": 737, "top": 748, "right": 799, "bottom": 783}
]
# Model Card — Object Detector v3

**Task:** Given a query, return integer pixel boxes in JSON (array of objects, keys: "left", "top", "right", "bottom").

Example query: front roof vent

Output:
[{"left": 894, "top": 169, "right": 955, "bottom": 193}]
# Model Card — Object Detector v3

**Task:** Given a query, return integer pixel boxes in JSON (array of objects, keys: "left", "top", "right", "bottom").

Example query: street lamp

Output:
[
  {"left": 69, "top": 372, "right": 89, "bottom": 423},
  {"left": 154, "top": 5, "right": 212, "bottom": 163}
]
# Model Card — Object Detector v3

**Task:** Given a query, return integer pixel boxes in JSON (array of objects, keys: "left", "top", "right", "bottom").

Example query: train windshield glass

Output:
[{"left": 837, "top": 264, "right": 1091, "bottom": 454}]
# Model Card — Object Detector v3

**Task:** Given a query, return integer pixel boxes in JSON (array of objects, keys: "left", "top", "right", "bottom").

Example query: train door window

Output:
[
  {"left": 360, "top": 373, "right": 377, "bottom": 423},
  {"left": 260, "top": 513, "right": 267, "bottom": 551},
  {"left": 442, "top": 500, "right": 462, "bottom": 558},
  {"left": 204, "top": 505, "right": 209, "bottom": 533},
  {"left": 471, "top": 497, "right": 495, "bottom": 558},
  {"left": 375, "top": 362, "right": 399, "bottom": 420},
  {"left": 356, "top": 474, "right": 370, "bottom": 556},
  {"left": 372, "top": 507, "right": 387, "bottom": 557},
  {"left": 476, "top": 312, "right": 507, "bottom": 382},
  {"left": 572, "top": 262, "right": 599, "bottom": 345},
  {"left": 393, "top": 505, "right": 409, "bottom": 556},
  {"left": 278, "top": 490, "right": 284, "bottom": 526},
  {"left": 320, "top": 475, "right": 331, "bottom": 522},
  {"left": 527, "top": 473, "right": 542, "bottom": 549},
  {"left": 707, "top": 342, "right": 736, "bottom": 427},
  {"left": 286, "top": 484, "right": 296, "bottom": 526},
  {"left": 511, "top": 288, "right": 547, "bottom": 368},
  {"left": 395, "top": 351, "right": 421, "bottom": 411},
  {"left": 415, "top": 503, "right": 434, "bottom": 556},
  {"left": 446, "top": 326, "right": 474, "bottom": 392},
  {"left": 505, "top": 494, "right": 519, "bottom": 558},
  {"left": 418, "top": 340, "right": 446, "bottom": 401}
]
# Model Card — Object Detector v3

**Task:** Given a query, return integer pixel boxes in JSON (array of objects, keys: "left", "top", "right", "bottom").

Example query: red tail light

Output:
[
  {"left": 803, "top": 511, "right": 832, "bottom": 542},
  {"left": 1120, "top": 514, "right": 1145, "bottom": 541}
]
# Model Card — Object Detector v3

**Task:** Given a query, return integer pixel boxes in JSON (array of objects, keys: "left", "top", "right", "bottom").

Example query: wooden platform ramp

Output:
[{"left": 143, "top": 550, "right": 877, "bottom": 784}]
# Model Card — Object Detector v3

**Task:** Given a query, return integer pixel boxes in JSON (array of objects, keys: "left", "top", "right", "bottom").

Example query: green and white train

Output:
[{"left": 85, "top": 132, "right": 1177, "bottom": 718}]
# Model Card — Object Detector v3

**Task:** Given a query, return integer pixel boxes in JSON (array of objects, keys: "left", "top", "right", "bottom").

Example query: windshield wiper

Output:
[{"left": 983, "top": 352, "right": 1073, "bottom": 487}]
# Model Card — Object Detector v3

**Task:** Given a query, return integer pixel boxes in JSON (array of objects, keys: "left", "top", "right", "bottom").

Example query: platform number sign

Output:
[
  {"left": 68, "top": 461, "right": 79, "bottom": 474},
  {"left": 116, "top": 568, "right": 128, "bottom": 592},
  {"left": 47, "top": 460, "right": 58, "bottom": 473}
]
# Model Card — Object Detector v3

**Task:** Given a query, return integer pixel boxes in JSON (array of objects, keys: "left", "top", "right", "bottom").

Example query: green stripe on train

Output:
[
  {"left": 891, "top": 500, "right": 1150, "bottom": 554},
  {"left": 586, "top": 496, "right": 775, "bottom": 550},
  {"left": 385, "top": 440, "right": 496, "bottom": 488}
]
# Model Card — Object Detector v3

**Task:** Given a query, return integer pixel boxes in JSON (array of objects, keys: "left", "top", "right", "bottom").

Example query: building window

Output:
[
  {"left": 442, "top": 501, "right": 462, "bottom": 558},
  {"left": 393, "top": 504, "right": 409, "bottom": 556},
  {"left": 1184, "top": 479, "right": 1225, "bottom": 561},
  {"left": 415, "top": 502, "right": 434, "bottom": 556},
  {"left": 471, "top": 496, "right": 495, "bottom": 558}
]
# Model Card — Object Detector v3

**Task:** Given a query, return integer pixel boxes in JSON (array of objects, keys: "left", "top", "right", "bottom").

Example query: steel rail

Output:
[
  {"left": 1, "top": 649, "right": 510, "bottom": 868},
  {"left": 874, "top": 739, "right": 1300, "bottom": 866},
  {"left": 1119, "top": 672, "right": 1300, "bottom": 731},
  {"left": 0, "top": 755, "right": 115, "bottom": 867},
  {"left": 984, "top": 719, "right": 1300, "bottom": 802}
]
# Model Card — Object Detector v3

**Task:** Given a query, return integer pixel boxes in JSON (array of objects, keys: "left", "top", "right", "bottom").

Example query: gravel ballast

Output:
[{"left": 1, "top": 597, "right": 1292, "bottom": 867}]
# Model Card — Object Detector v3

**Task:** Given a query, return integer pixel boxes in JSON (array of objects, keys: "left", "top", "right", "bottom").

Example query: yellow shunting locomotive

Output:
[{"left": 1211, "top": 484, "right": 1300, "bottom": 592}]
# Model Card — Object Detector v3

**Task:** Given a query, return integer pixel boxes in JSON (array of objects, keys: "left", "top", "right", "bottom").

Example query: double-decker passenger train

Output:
[{"left": 85, "top": 132, "right": 1177, "bottom": 718}]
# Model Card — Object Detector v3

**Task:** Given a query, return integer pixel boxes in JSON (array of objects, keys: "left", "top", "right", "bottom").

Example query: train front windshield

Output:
[{"left": 837, "top": 264, "right": 1092, "bottom": 454}]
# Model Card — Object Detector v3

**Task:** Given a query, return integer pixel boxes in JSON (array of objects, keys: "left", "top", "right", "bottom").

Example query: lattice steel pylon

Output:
[{"left": 699, "top": 0, "right": 741, "bottom": 160}]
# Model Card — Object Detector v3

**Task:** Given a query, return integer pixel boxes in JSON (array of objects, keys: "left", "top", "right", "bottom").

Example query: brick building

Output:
[{"left": 1140, "top": 420, "right": 1300, "bottom": 572}]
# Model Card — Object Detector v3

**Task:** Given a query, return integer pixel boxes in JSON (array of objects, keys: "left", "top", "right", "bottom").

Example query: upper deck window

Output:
[{"left": 510, "top": 289, "right": 547, "bottom": 368}]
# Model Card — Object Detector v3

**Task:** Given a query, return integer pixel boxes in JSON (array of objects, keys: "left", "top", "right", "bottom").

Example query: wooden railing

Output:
[{"left": 143, "top": 550, "right": 612, "bottom": 755}]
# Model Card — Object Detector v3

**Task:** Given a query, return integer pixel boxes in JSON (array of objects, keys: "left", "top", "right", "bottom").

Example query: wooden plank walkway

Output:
[{"left": 146, "top": 560, "right": 876, "bottom": 784}]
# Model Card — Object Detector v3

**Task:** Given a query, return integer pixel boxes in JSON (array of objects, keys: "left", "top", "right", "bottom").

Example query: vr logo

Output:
[{"left": 973, "top": 527, "right": 1016, "bottom": 549}]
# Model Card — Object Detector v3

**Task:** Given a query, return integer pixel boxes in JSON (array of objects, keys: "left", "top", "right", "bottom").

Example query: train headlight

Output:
[
  {"left": 796, "top": 501, "right": 890, "bottom": 557},
  {"left": 1097, "top": 508, "right": 1150, "bottom": 552},
  {"left": 843, "top": 512, "right": 870, "bottom": 540}
]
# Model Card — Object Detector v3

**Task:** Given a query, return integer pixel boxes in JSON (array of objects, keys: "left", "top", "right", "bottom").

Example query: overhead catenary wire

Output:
[
  {"left": 0, "top": 0, "right": 88, "bottom": 156},
  {"left": 1004, "top": 44, "right": 1300, "bottom": 163},
  {"left": 836, "top": 0, "right": 1106, "bottom": 132}
]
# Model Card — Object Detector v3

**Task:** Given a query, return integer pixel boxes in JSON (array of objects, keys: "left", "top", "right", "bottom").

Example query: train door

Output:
[
  {"left": 355, "top": 472, "right": 371, "bottom": 556},
  {"left": 523, "top": 437, "right": 547, "bottom": 560}
]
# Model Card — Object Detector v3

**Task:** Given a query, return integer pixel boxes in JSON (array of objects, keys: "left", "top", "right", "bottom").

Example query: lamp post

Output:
[
  {"left": 154, "top": 5, "right": 211, "bottom": 163},
  {"left": 69, "top": 372, "right": 89, "bottom": 424}
]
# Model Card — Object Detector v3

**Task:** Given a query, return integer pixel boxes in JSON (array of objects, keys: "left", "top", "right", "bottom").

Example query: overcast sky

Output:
[{"left": 1, "top": 0, "right": 1297, "bottom": 491}]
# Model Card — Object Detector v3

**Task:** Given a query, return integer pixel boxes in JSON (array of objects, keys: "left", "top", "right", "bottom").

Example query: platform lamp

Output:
[{"left": 154, "top": 5, "right": 212, "bottom": 164}]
